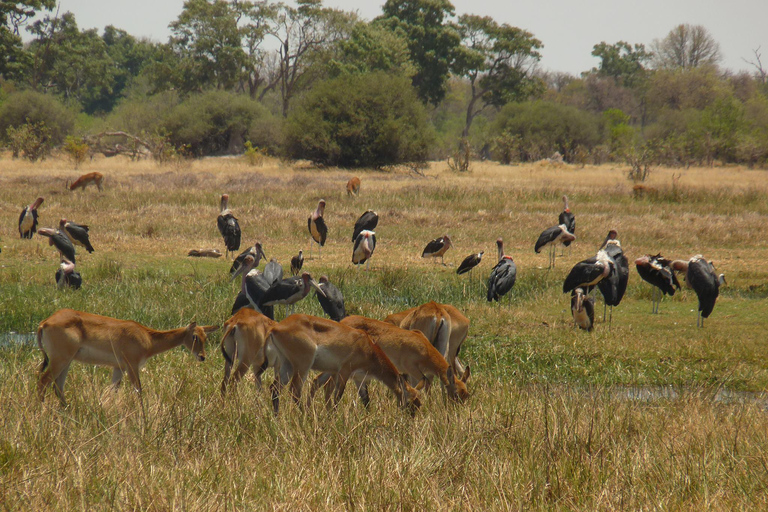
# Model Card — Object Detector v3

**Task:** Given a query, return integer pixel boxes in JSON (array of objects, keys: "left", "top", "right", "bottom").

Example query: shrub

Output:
[
  {"left": 0, "top": 90, "right": 75, "bottom": 146},
  {"left": 284, "top": 72, "right": 434, "bottom": 168},
  {"left": 6, "top": 121, "right": 52, "bottom": 161},
  {"left": 62, "top": 136, "right": 90, "bottom": 168}
]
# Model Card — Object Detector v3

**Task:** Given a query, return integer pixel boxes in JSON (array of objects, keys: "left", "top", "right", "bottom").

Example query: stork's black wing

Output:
[
  {"left": 456, "top": 253, "right": 480, "bottom": 275},
  {"left": 422, "top": 238, "right": 445, "bottom": 257},
  {"left": 558, "top": 211, "right": 575, "bottom": 245},
  {"left": 562, "top": 258, "right": 602, "bottom": 293},
  {"left": 263, "top": 260, "right": 283, "bottom": 285},
  {"left": 352, "top": 211, "right": 378, "bottom": 242},
  {"left": 687, "top": 260, "right": 720, "bottom": 318},
  {"left": 65, "top": 222, "right": 94, "bottom": 253},
  {"left": 218, "top": 214, "right": 241, "bottom": 251},
  {"left": 260, "top": 276, "right": 303, "bottom": 306},
  {"left": 535, "top": 226, "right": 561, "bottom": 253},
  {"left": 487, "top": 259, "right": 517, "bottom": 302},
  {"left": 316, "top": 281, "right": 346, "bottom": 321}
]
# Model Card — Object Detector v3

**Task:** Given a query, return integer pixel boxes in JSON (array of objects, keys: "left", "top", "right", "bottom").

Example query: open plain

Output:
[{"left": 1, "top": 156, "right": 767, "bottom": 510}]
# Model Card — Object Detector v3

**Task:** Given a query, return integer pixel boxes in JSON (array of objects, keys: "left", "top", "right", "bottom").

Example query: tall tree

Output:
[
  {"left": 591, "top": 41, "right": 651, "bottom": 87},
  {"left": 0, "top": 0, "right": 55, "bottom": 80},
  {"left": 454, "top": 14, "right": 543, "bottom": 137},
  {"left": 651, "top": 24, "right": 721, "bottom": 70},
  {"left": 377, "top": 0, "right": 460, "bottom": 105}
]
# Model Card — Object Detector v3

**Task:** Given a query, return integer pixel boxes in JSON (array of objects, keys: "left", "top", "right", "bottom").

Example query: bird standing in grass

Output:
[
  {"left": 422, "top": 234, "right": 453, "bottom": 265},
  {"left": 38, "top": 227, "right": 76, "bottom": 264},
  {"left": 487, "top": 239, "right": 516, "bottom": 302},
  {"left": 18, "top": 197, "right": 43, "bottom": 239},
  {"left": 308, "top": 199, "right": 327, "bottom": 259},
  {"left": 558, "top": 195, "right": 575, "bottom": 252},
  {"left": 60, "top": 218, "right": 95, "bottom": 253},
  {"left": 55, "top": 258, "right": 82, "bottom": 289},
  {"left": 535, "top": 224, "right": 575, "bottom": 269},
  {"left": 672, "top": 255, "right": 725, "bottom": 327},
  {"left": 316, "top": 276, "right": 346, "bottom": 321},
  {"left": 217, "top": 194, "right": 241, "bottom": 259},
  {"left": 352, "top": 230, "right": 376, "bottom": 270},
  {"left": 570, "top": 287, "right": 594, "bottom": 331},
  {"left": 635, "top": 253, "right": 680, "bottom": 314},
  {"left": 457, "top": 251, "right": 483, "bottom": 277},
  {"left": 291, "top": 250, "right": 304, "bottom": 275},
  {"left": 230, "top": 242, "right": 267, "bottom": 277}
]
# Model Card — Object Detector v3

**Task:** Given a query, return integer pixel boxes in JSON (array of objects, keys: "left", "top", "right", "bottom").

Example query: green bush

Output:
[
  {"left": 284, "top": 72, "right": 434, "bottom": 168},
  {"left": 0, "top": 90, "right": 75, "bottom": 146},
  {"left": 104, "top": 90, "right": 180, "bottom": 135},
  {"left": 492, "top": 100, "right": 601, "bottom": 162}
]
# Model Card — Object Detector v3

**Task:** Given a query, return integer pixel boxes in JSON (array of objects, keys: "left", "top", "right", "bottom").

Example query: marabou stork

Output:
[
  {"left": 290, "top": 250, "right": 304, "bottom": 275},
  {"left": 352, "top": 210, "right": 378, "bottom": 242},
  {"left": 230, "top": 254, "right": 274, "bottom": 319},
  {"left": 457, "top": 251, "right": 484, "bottom": 277},
  {"left": 352, "top": 230, "right": 376, "bottom": 270},
  {"left": 260, "top": 271, "right": 325, "bottom": 317},
  {"left": 487, "top": 238, "right": 517, "bottom": 302},
  {"left": 422, "top": 234, "right": 453, "bottom": 265},
  {"left": 316, "top": 276, "right": 346, "bottom": 321},
  {"left": 596, "top": 231, "right": 629, "bottom": 326},
  {"left": 562, "top": 246, "right": 613, "bottom": 296},
  {"left": 263, "top": 258, "right": 284, "bottom": 285},
  {"left": 60, "top": 218, "right": 95, "bottom": 253},
  {"left": 571, "top": 287, "right": 594, "bottom": 331},
  {"left": 308, "top": 199, "right": 327, "bottom": 259},
  {"left": 672, "top": 255, "right": 726, "bottom": 327},
  {"left": 558, "top": 195, "right": 575, "bottom": 250},
  {"left": 534, "top": 224, "right": 575, "bottom": 268},
  {"left": 217, "top": 194, "right": 241, "bottom": 259},
  {"left": 635, "top": 254, "right": 680, "bottom": 314},
  {"left": 37, "top": 227, "right": 76, "bottom": 264},
  {"left": 55, "top": 258, "right": 82, "bottom": 289},
  {"left": 229, "top": 242, "right": 267, "bottom": 277},
  {"left": 18, "top": 197, "right": 44, "bottom": 239}
]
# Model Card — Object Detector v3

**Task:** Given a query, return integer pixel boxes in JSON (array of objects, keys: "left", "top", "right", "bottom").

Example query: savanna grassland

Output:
[{"left": 1, "top": 155, "right": 768, "bottom": 510}]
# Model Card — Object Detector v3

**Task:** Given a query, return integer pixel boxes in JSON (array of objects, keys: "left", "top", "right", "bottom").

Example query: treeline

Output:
[{"left": 1, "top": 0, "right": 767, "bottom": 170}]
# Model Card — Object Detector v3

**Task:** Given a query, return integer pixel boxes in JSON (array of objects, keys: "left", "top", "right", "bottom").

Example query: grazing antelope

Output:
[
  {"left": 67, "top": 172, "right": 104, "bottom": 192},
  {"left": 266, "top": 314, "right": 421, "bottom": 415},
  {"left": 219, "top": 308, "right": 276, "bottom": 396},
  {"left": 338, "top": 316, "right": 468, "bottom": 403},
  {"left": 36, "top": 309, "right": 217, "bottom": 405},
  {"left": 346, "top": 176, "right": 361, "bottom": 197}
]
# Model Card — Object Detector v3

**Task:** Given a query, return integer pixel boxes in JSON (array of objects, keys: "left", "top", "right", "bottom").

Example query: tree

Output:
[
  {"left": 327, "top": 21, "right": 415, "bottom": 78},
  {"left": 454, "top": 14, "right": 542, "bottom": 137},
  {"left": 651, "top": 24, "right": 721, "bottom": 70},
  {"left": 0, "top": 0, "right": 55, "bottom": 80},
  {"left": 591, "top": 41, "right": 651, "bottom": 87},
  {"left": 377, "top": 0, "right": 460, "bottom": 105}
]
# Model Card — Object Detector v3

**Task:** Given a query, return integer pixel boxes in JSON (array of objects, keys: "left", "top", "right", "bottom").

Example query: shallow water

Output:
[{"left": 0, "top": 332, "right": 34, "bottom": 347}]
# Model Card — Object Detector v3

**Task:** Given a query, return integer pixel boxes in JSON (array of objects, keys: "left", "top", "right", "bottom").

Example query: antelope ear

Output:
[
  {"left": 202, "top": 325, "right": 219, "bottom": 333},
  {"left": 187, "top": 321, "right": 197, "bottom": 331},
  {"left": 461, "top": 366, "right": 471, "bottom": 383}
]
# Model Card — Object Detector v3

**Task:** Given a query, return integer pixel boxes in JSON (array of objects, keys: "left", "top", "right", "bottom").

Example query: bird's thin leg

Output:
[
  {"left": 602, "top": 301, "right": 606, "bottom": 322},
  {"left": 609, "top": 306, "right": 613, "bottom": 330},
  {"left": 366, "top": 259, "right": 370, "bottom": 271},
  {"left": 308, "top": 240, "right": 313, "bottom": 260}
]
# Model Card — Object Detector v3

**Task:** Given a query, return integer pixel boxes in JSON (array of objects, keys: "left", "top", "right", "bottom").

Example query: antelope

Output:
[
  {"left": 67, "top": 171, "right": 104, "bottom": 192},
  {"left": 36, "top": 309, "right": 218, "bottom": 405},
  {"left": 266, "top": 314, "right": 421, "bottom": 415},
  {"left": 346, "top": 176, "right": 360, "bottom": 197},
  {"left": 219, "top": 308, "right": 276, "bottom": 396},
  {"left": 337, "top": 316, "right": 468, "bottom": 403}
]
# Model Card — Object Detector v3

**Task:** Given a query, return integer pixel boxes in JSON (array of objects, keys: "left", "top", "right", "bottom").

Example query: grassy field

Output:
[{"left": 1, "top": 155, "right": 768, "bottom": 509}]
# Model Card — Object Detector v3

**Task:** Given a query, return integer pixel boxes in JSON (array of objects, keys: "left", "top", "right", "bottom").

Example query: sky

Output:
[{"left": 30, "top": 0, "right": 768, "bottom": 76}]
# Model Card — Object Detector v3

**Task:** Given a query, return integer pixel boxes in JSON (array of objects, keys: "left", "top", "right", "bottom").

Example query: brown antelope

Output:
[
  {"left": 266, "top": 314, "right": 421, "bottom": 415},
  {"left": 67, "top": 171, "right": 104, "bottom": 192},
  {"left": 337, "top": 316, "right": 468, "bottom": 403},
  {"left": 36, "top": 309, "right": 218, "bottom": 405},
  {"left": 219, "top": 308, "right": 276, "bottom": 396},
  {"left": 346, "top": 176, "right": 360, "bottom": 197},
  {"left": 385, "top": 301, "right": 470, "bottom": 379}
]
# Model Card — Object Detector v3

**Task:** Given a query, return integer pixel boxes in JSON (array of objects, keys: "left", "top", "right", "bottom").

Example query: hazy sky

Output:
[{"left": 35, "top": 0, "right": 768, "bottom": 76}]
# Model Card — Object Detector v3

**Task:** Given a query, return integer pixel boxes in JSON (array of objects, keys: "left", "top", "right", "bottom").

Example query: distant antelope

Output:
[
  {"left": 346, "top": 177, "right": 360, "bottom": 197},
  {"left": 67, "top": 172, "right": 104, "bottom": 192}
]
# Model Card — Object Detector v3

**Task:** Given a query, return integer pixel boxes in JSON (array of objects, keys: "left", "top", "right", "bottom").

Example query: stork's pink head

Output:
[
  {"left": 562, "top": 195, "right": 570, "bottom": 212},
  {"left": 59, "top": 218, "right": 67, "bottom": 227},
  {"left": 220, "top": 194, "right": 230, "bottom": 211},
  {"left": 316, "top": 199, "right": 326, "bottom": 216},
  {"left": 60, "top": 258, "right": 76, "bottom": 274},
  {"left": 31, "top": 197, "right": 44, "bottom": 210},
  {"left": 443, "top": 234, "right": 452, "bottom": 247}
]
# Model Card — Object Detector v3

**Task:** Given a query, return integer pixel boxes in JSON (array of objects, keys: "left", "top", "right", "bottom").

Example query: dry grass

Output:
[{"left": 1, "top": 155, "right": 768, "bottom": 509}]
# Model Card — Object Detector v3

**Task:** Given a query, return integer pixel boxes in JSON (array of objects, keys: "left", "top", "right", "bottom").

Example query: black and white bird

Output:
[
  {"left": 260, "top": 271, "right": 325, "bottom": 316},
  {"left": 263, "top": 258, "right": 284, "bottom": 285},
  {"left": 230, "top": 254, "right": 274, "bottom": 319},
  {"left": 596, "top": 230, "right": 629, "bottom": 326},
  {"left": 456, "top": 251, "right": 484, "bottom": 277},
  {"left": 18, "top": 197, "right": 44, "bottom": 239},
  {"left": 352, "top": 210, "right": 378, "bottom": 242},
  {"left": 217, "top": 194, "right": 241, "bottom": 259},
  {"left": 37, "top": 227, "right": 76, "bottom": 264},
  {"left": 558, "top": 195, "right": 575, "bottom": 248},
  {"left": 308, "top": 199, "right": 327, "bottom": 259},
  {"left": 229, "top": 242, "right": 267, "bottom": 277},
  {"left": 534, "top": 224, "right": 575, "bottom": 268},
  {"left": 487, "top": 238, "right": 517, "bottom": 302},
  {"left": 562, "top": 244, "right": 614, "bottom": 296},
  {"left": 352, "top": 229, "right": 376, "bottom": 270},
  {"left": 422, "top": 234, "right": 453, "bottom": 265},
  {"left": 672, "top": 255, "right": 726, "bottom": 328},
  {"left": 635, "top": 253, "right": 681, "bottom": 314},
  {"left": 290, "top": 250, "right": 304, "bottom": 275},
  {"left": 60, "top": 218, "right": 95, "bottom": 253},
  {"left": 570, "top": 287, "right": 594, "bottom": 331},
  {"left": 55, "top": 258, "right": 82, "bottom": 289},
  {"left": 316, "top": 275, "right": 346, "bottom": 321}
]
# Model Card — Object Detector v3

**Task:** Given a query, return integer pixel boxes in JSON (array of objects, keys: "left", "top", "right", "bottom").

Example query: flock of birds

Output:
[{"left": 18, "top": 184, "right": 725, "bottom": 332}]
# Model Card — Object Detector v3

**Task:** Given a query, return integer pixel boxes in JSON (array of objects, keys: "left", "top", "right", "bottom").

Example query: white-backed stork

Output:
[
  {"left": 308, "top": 199, "right": 327, "bottom": 259},
  {"left": 352, "top": 230, "right": 376, "bottom": 270},
  {"left": 352, "top": 210, "right": 378, "bottom": 242},
  {"left": 457, "top": 251, "right": 484, "bottom": 277},
  {"left": 37, "top": 227, "right": 76, "bottom": 264},
  {"left": 535, "top": 224, "right": 575, "bottom": 268},
  {"left": 316, "top": 276, "right": 346, "bottom": 321},
  {"left": 230, "top": 253, "right": 274, "bottom": 319},
  {"left": 263, "top": 258, "right": 284, "bottom": 285},
  {"left": 558, "top": 195, "right": 575, "bottom": 249},
  {"left": 60, "top": 218, "right": 94, "bottom": 253},
  {"left": 422, "top": 234, "right": 452, "bottom": 265},
  {"left": 571, "top": 287, "right": 594, "bottom": 331},
  {"left": 672, "top": 255, "right": 726, "bottom": 327},
  {"left": 596, "top": 231, "right": 629, "bottom": 326},
  {"left": 563, "top": 247, "right": 613, "bottom": 296},
  {"left": 487, "top": 238, "right": 517, "bottom": 302},
  {"left": 55, "top": 258, "right": 82, "bottom": 289},
  {"left": 217, "top": 194, "right": 241, "bottom": 259},
  {"left": 635, "top": 253, "right": 681, "bottom": 314},
  {"left": 260, "top": 271, "right": 325, "bottom": 316},
  {"left": 229, "top": 242, "right": 267, "bottom": 277},
  {"left": 290, "top": 250, "right": 304, "bottom": 275},
  {"left": 18, "top": 197, "right": 44, "bottom": 239}
]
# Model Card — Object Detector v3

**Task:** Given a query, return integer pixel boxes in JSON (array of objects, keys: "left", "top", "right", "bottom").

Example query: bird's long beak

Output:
[
  {"left": 37, "top": 228, "right": 54, "bottom": 237},
  {"left": 231, "top": 264, "right": 246, "bottom": 282},
  {"left": 311, "top": 279, "right": 326, "bottom": 297},
  {"left": 258, "top": 246, "right": 267, "bottom": 262}
]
